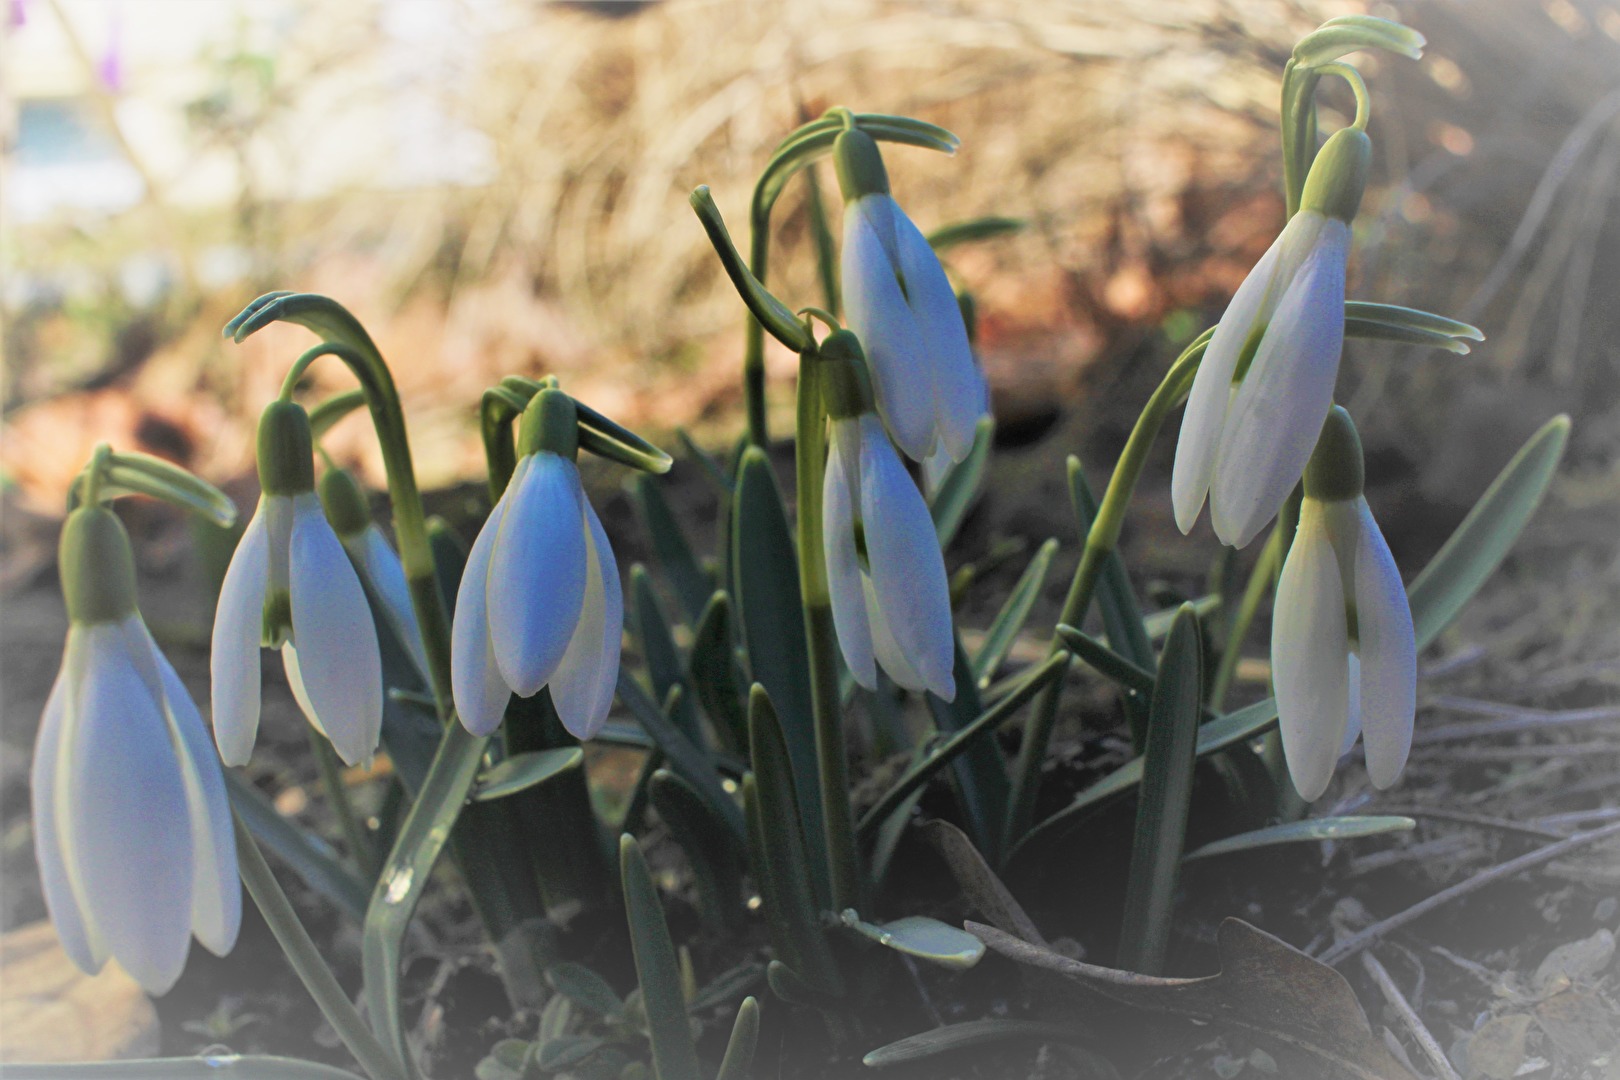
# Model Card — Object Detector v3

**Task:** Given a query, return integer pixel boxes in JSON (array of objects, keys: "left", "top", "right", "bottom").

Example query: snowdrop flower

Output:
[
  {"left": 836, "top": 127, "right": 987, "bottom": 465},
  {"left": 452, "top": 388, "right": 622, "bottom": 740},
  {"left": 1173, "top": 127, "right": 1371, "bottom": 549},
  {"left": 1272, "top": 407, "right": 1415, "bottom": 800},
  {"left": 318, "top": 465, "right": 429, "bottom": 679},
  {"left": 34, "top": 505, "right": 239, "bottom": 994},
  {"left": 819, "top": 331, "right": 956, "bottom": 700},
  {"left": 212, "top": 401, "right": 383, "bottom": 766}
]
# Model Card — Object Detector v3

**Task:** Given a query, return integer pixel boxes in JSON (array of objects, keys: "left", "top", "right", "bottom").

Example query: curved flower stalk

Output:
[
  {"left": 212, "top": 401, "right": 384, "bottom": 767},
  {"left": 1273, "top": 407, "right": 1415, "bottom": 800},
  {"left": 835, "top": 126, "right": 987, "bottom": 465},
  {"left": 35, "top": 502, "right": 239, "bottom": 994},
  {"left": 318, "top": 465, "right": 429, "bottom": 680},
  {"left": 453, "top": 388, "right": 623, "bottom": 740},
  {"left": 820, "top": 337, "right": 956, "bottom": 701},
  {"left": 1173, "top": 126, "right": 1370, "bottom": 549}
]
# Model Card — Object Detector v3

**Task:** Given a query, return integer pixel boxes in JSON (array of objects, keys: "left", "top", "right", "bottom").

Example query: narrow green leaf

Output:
[
  {"left": 471, "top": 748, "right": 584, "bottom": 802},
  {"left": 616, "top": 674, "right": 744, "bottom": 843},
  {"left": 69, "top": 450, "right": 238, "bottom": 528},
  {"left": 572, "top": 397, "right": 672, "bottom": 475},
  {"left": 223, "top": 771, "right": 369, "bottom": 922},
  {"left": 714, "top": 997, "right": 761, "bottom": 1080},
  {"left": 620, "top": 836, "right": 703, "bottom": 1080},
  {"left": 1408, "top": 415, "right": 1570, "bottom": 649},
  {"left": 689, "top": 961, "right": 764, "bottom": 1013},
  {"left": 687, "top": 592, "right": 748, "bottom": 754},
  {"left": 930, "top": 417, "right": 994, "bottom": 546},
  {"left": 1118, "top": 604, "right": 1204, "bottom": 975},
  {"left": 1343, "top": 301, "right": 1482, "bottom": 341},
  {"left": 926, "top": 637, "right": 1011, "bottom": 860},
  {"left": 633, "top": 475, "right": 711, "bottom": 625},
  {"left": 1345, "top": 319, "right": 1472, "bottom": 354},
  {"left": 0, "top": 1056, "right": 367, "bottom": 1079},
  {"left": 649, "top": 769, "right": 744, "bottom": 933},
  {"left": 675, "top": 428, "right": 734, "bottom": 495},
  {"left": 730, "top": 448, "right": 826, "bottom": 895},
  {"left": 1183, "top": 816, "right": 1415, "bottom": 862},
  {"left": 533, "top": 1036, "right": 605, "bottom": 1072},
  {"left": 1055, "top": 623, "right": 1154, "bottom": 697},
  {"left": 546, "top": 961, "right": 625, "bottom": 1017},
  {"left": 926, "top": 216, "right": 1027, "bottom": 252},
  {"left": 973, "top": 538, "right": 1058, "bottom": 688},
  {"left": 1143, "top": 594, "right": 1220, "bottom": 640},
  {"left": 631, "top": 565, "right": 704, "bottom": 747},
  {"left": 838, "top": 911, "right": 985, "bottom": 970},
  {"left": 690, "top": 186, "right": 812, "bottom": 352},
  {"left": 308, "top": 388, "right": 368, "bottom": 440},
  {"left": 863, "top": 1019, "right": 1097, "bottom": 1069},
  {"left": 745, "top": 690, "right": 842, "bottom": 996}
]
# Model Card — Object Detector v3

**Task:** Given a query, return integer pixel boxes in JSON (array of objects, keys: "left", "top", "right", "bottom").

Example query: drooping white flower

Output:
[
  {"left": 452, "top": 389, "right": 622, "bottom": 740},
  {"left": 319, "top": 465, "right": 429, "bottom": 680},
  {"left": 211, "top": 402, "right": 383, "bottom": 766},
  {"left": 1271, "top": 407, "right": 1415, "bottom": 800},
  {"left": 836, "top": 128, "right": 987, "bottom": 465},
  {"left": 35, "top": 506, "right": 239, "bottom": 995},
  {"left": 824, "top": 412, "right": 956, "bottom": 701},
  {"left": 1173, "top": 128, "right": 1370, "bottom": 549}
]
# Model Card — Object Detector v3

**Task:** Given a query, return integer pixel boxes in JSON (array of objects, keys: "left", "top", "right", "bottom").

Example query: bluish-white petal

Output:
[
  {"left": 1350, "top": 499, "right": 1416, "bottom": 789},
  {"left": 360, "top": 526, "right": 429, "bottom": 681},
  {"left": 452, "top": 477, "right": 516, "bottom": 736},
  {"left": 1210, "top": 219, "right": 1348, "bottom": 548},
  {"left": 863, "top": 573, "right": 928, "bottom": 693},
  {"left": 280, "top": 644, "right": 327, "bottom": 738},
  {"left": 823, "top": 427, "right": 876, "bottom": 690},
  {"left": 892, "top": 203, "right": 982, "bottom": 462},
  {"left": 210, "top": 498, "right": 270, "bottom": 766},
  {"left": 489, "top": 453, "right": 589, "bottom": 696},
  {"left": 67, "top": 619, "right": 193, "bottom": 994},
  {"left": 31, "top": 630, "right": 99, "bottom": 973},
  {"left": 858, "top": 417, "right": 956, "bottom": 701},
  {"left": 145, "top": 623, "right": 240, "bottom": 957},
  {"left": 1272, "top": 504, "right": 1351, "bottom": 801},
  {"left": 843, "top": 195, "right": 936, "bottom": 461},
  {"left": 548, "top": 497, "right": 623, "bottom": 739},
  {"left": 1340, "top": 653, "right": 1363, "bottom": 757},
  {"left": 288, "top": 495, "right": 383, "bottom": 766}
]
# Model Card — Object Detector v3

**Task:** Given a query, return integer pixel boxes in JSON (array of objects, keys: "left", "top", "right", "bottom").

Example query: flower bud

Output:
[
  {"left": 256, "top": 400, "right": 316, "bottom": 495},
  {"left": 517, "top": 388, "right": 580, "bottom": 460},
  {"left": 1301, "top": 128, "right": 1371, "bottom": 224},
  {"left": 60, "top": 506, "right": 137, "bottom": 624},
  {"left": 834, "top": 128, "right": 890, "bottom": 202},
  {"left": 1303, "top": 405, "right": 1365, "bottom": 502}
]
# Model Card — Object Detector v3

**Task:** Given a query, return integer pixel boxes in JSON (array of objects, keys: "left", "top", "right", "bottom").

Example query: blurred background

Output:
[{"left": 3, "top": 0, "right": 1620, "bottom": 1047}]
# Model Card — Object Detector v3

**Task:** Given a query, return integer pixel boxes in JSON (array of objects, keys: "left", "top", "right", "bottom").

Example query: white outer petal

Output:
[
  {"left": 143, "top": 623, "right": 240, "bottom": 957},
  {"left": 31, "top": 629, "right": 99, "bottom": 973},
  {"left": 280, "top": 644, "right": 326, "bottom": 737},
  {"left": 843, "top": 195, "right": 936, "bottom": 460},
  {"left": 210, "top": 498, "right": 270, "bottom": 765},
  {"left": 1272, "top": 502, "right": 1351, "bottom": 801},
  {"left": 824, "top": 424, "right": 876, "bottom": 690},
  {"left": 489, "top": 454, "right": 589, "bottom": 696},
  {"left": 548, "top": 497, "right": 623, "bottom": 739},
  {"left": 1211, "top": 219, "right": 1348, "bottom": 548},
  {"left": 452, "top": 479, "right": 516, "bottom": 736},
  {"left": 1171, "top": 214, "right": 1320, "bottom": 533},
  {"left": 67, "top": 618, "right": 194, "bottom": 994},
  {"left": 863, "top": 573, "right": 928, "bottom": 693},
  {"left": 1350, "top": 499, "right": 1416, "bottom": 789},
  {"left": 858, "top": 416, "right": 956, "bottom": 701},
  {"left": 1340, "top": 653, "right": 1364, "bottom": 757},
  {"left": 360, "top": 526, "right": 429, "bottom": 681},
  {"left": 892, "top": 203, "right": 982, "bottom": 461},
  {"left": 288, "top": 494, "right": 383, "bottom": 766}
]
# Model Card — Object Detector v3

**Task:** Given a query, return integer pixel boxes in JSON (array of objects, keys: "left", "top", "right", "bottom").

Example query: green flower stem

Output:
[
  {"left": 232, "top": 812, "right": 408, "bottom": 1080},
  {"left": 795, "top": 350, "right": 863, "bottom": 912},
  {"left": 1002, "top": 332, "right": 1210, "bottom": 856},
  {"left": 1312, "top": 61, "right": 1371, "bottom": 132},
  {"left": 804, "top": 163, "right": 841, "bottom": 315},
  {"left": 308, "top": 728, "right": 381, "bottom": 882},
  {"left": 1207, "top": 523, "right": 1284, "bottom": 709},
  {"left": 1280, "top": 59, "right": 1321, "bottom": 219}
]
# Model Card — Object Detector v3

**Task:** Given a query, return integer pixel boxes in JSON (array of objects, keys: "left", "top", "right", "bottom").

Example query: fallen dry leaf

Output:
[
  {"left": 970, "top": 918, "right": 1416, "bottom": 1080},
  {"left": 1464, "top": 1013, "right": 1532, "bottom": 1080},
  {"left": 1535, "top": 989, "right": 1620, "bottom": 1064}
]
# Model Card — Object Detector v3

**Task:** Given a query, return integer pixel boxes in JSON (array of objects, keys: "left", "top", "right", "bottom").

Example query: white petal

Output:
[
  {"left": 548, "top": 498, "right": 623, "bottom": 739},
  {"left": 843, "top": 195, "right": 936, "bottom": 460},
  {"left": 1350, "top": 500, "right": 1416, "bottom": 789},
  {"left": 1272, "top": 503, "right": 1351, "bottom": 801},
  {"left": 823, "top": 427, "right": 876, "bottom": 690},
  {"left": 1211, "top": 219, "right": 1348, "bottom": 548},
  {"left": 288, "top": 495, "right": 383, "bottom": 766},
  {"left": 360, "top": 526, "right": 429, "bottom": 681},
  {"left": 863, "top": 573, "right": 928, "bottom": 693},
  {"left": 490, "top": 454, "right": 589, "bottom": 696},
  {"left": 452, "top": 485, "right": 515, "bottom": 736},
  {"left": 31, "top": 630, "right": 99, "bottom": 973},
  {"left": 1340, "top": 653, "right": 1364, "bottom": 757},
  {"left": 858, "top": 417, "right": 956, "bottom": 701},
  {"left": 1171, "top": 217, "right": 1313, "bottom": 533},
  {"left": 210, "top": 499, "right": 269, "bottom": 765},
  {"left": 67, "top": 620, "right": 194, "bottom": 994},
  {"left": 147, "top": 625, "right": 240, "bottom": 957},
  {"left": 892, "top": 204, "right": 983, "bottom": 462}
]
